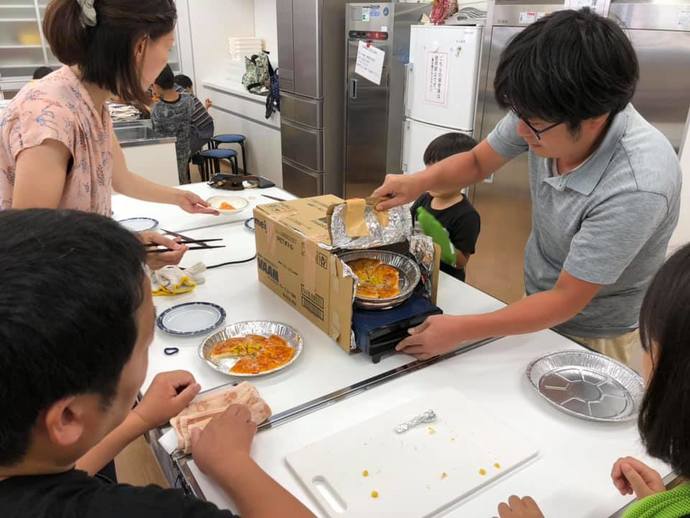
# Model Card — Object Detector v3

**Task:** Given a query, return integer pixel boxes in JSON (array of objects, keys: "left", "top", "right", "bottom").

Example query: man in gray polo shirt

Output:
[{"left": 373, "top": 9, "right": 681, "bottom": 367}]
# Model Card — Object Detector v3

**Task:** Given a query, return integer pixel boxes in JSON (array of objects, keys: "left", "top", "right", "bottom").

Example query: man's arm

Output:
[
  {"left": 397, "top": 271, "right": 601, "bottom": 359},
  {"left": 375, "top": 140, "right": 510, "bottom": 210}
]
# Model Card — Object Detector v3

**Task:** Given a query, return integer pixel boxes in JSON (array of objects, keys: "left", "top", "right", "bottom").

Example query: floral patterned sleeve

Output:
[{"left": 5, "top": 90, "right": 77, "bottom": 161}]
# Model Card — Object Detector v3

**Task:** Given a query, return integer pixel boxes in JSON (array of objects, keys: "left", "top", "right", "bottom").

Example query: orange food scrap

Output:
[
  {"left": 494, "top": 463, "right": 502, "bottom": 470},
  {"left": 362, "top": 470, "right": 369, "bottom": 477},
  {"left": 219, "top": 201, "right": 235, "bottom": 210},
  {"left": 371, "top": 490, "right": 379, "bottom": 499},
  {"left": 441, "top": 472, "right": 448, "bottom": 480},
  {"left": 479, "top": 468, "right": 487, "bottom": 476}
]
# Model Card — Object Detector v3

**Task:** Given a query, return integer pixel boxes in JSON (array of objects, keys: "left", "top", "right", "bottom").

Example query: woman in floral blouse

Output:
[{"left": 0, "top": 0, "right": 216, "bottom": 267}]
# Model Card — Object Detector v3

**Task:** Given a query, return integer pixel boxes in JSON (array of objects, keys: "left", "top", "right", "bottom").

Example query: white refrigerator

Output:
[{"left": 402, "top": 24, "right": 483, "bottom": 174}]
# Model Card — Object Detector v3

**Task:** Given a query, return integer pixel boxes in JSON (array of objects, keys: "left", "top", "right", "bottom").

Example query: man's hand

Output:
[
  {"left": 191, "top": 404, "right": 257, "bottom": 480},
  {"left": 372, "top": 173, "right": 426, "bottom": 211},
  {"left": 396, "top": 315, "right": 469, "bottom": 360},
  {"left": 133, "top": 371, "right": 200, "bottom": 430}
]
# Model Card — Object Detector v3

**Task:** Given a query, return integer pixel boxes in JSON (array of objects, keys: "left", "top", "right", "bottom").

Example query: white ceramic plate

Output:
[
  {"left": 118, "top": 217, "right": 159, "bottom": 232},
  {"left": 156, "top": 302, "right": 226, "bottom": 336},
  {"left": 206, "top": 196, "right": 250, "bottom": 214}
]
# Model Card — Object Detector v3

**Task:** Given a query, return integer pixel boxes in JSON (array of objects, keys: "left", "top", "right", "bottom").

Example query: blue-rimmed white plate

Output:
[
  {"left": 156, "top": 302, "right": 226, "bottom": 337},
  {"left": 118, "top": 217, "right": 159, "bottom": 232}
]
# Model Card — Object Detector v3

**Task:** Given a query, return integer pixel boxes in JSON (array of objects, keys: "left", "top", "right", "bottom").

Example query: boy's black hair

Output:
[
  {"left": 0, "top": 210, "right": 146, "bottom": 466},
  {"left": 155, "top": 64, "right": 176, "bottom": 90},
  {"left": 32, "top": 66, "right": 54, "bottom": 80},
  {"left": 174, "top": 74, "right": 193, "bottom": 90},
  {"left": 494, "top": 8, "right": 639, "bottom": 131},
  {"left": 638, "top": 243, "right": 690, "bottom": 478},
  {"left": 423, "top": 132, "right": 478, "bottom": 166}
]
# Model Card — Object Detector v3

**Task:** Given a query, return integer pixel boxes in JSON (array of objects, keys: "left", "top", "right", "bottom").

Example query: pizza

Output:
[
  {"left": 170, "top": 382, "right": 272, "bottom": 453},
  {"left": 347, "top": 258, "right": 401, "bottom": 299},
  {"left": 209, "top": 334, "right": 296, "bottom": 375}
]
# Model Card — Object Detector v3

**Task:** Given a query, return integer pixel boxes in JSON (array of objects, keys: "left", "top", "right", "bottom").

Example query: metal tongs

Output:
[{"left": 394, "top": 409, "right": 437, "bottom": 434}]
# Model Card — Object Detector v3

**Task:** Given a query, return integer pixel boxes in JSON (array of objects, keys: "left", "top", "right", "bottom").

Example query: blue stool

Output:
[
  {"left": 198, "top": 148, "right": 238, "bottom": 181},
  {"left": 212, "top": 134, "right": 247, "bottom": 175}
]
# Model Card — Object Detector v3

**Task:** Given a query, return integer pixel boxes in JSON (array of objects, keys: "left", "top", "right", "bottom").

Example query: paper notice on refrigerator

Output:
[
  {"left": 355, "top": 41, "right": 385, "bottom": 85},
  {"left": 424, "top": 51, "right": 449, "bottom": 106},
  {"left": 565, "top": 0, "right": 606, "bottom": 16}
]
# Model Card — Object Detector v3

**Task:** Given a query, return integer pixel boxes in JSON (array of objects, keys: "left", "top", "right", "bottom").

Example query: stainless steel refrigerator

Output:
[
  {"left": 343, "top": 2, "right": 430, "bottom": 199},
  {"left": 277, "top": 0, "right": 350, "bottom": 197},
  {"left": 468, "top": 0, "right": 690, "bottom": 304}
]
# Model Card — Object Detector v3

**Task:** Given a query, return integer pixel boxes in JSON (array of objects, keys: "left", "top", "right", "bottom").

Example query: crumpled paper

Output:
[{"left": 150, "top": 262, "right": 207, "bottom": 296}]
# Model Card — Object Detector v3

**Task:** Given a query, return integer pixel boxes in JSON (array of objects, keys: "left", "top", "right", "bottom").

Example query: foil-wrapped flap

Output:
[{"left": 330, "top": 198, "right": 412, "bottom": 249}]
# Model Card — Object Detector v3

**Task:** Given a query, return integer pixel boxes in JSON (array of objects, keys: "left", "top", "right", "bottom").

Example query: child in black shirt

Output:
[
  {"left": 0, "top": 210, "right": 313, "bottom": 518},
  {"left": 411, "top": 133, "right": 481, "bottom": 282}
]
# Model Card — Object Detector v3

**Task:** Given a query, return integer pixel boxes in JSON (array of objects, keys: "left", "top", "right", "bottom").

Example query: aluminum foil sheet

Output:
[
  {"left": 339, "top": 249, "right": 421, "bottom": 310},
  {"left": 330, "top": 202, "right": 412, "bottom": 250},
  {"left": 394, "top": 410, "right": 437, "bottom": 434},
  {"left": 199, "top": 321, "right": 303, "bottom": 378},
  {"left": 526, "top": 350, "right": 644, "bottom": 422},
  {"left": 410, "top": 232, "right": 436, "bottom": 297}
]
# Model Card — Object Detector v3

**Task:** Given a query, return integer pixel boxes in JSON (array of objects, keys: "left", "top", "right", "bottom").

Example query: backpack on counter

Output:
[{"left": 242, "top": 51, "right": 271, "bottom": 94}]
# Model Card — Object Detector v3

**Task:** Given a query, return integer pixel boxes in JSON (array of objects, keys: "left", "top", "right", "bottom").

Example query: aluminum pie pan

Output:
[
  {"left": 199, "top": 320, "right": 303, "bottom": 378},
  {"left": 339, "top": 250, "right": 421, "bottom": 310},
  {"left": 526, "top": 350, "right": 644, "bottom": 423}
]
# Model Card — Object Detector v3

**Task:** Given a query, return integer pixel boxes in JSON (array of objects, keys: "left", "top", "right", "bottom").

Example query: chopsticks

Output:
[
  {"left": 145, "top": 237, "right": 225, "bottom": 253},
  {"left": 261, "top": 194, "right": 286, "bottom": 202},
  {"left": 147, "top": 245, "right": 226, "bottom": 254}
]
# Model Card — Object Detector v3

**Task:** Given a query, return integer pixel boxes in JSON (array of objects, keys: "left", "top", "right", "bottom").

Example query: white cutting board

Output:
[{"left": 286, "top": 388, "right": 539, "bottom": 517}]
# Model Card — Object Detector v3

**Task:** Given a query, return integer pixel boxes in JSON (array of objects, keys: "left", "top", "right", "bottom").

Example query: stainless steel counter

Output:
[{"left": 114, "top": 120, "right": 176, "bottom": 148}]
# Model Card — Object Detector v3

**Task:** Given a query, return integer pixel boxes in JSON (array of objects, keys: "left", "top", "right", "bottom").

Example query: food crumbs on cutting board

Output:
[
  {"left": 479, "top": 468, "right": 487, "bottom": 476},
  {"left": 494, "top": 463, "right": 502, "bottom": 470},
  {"left": 371, "top": 490, "right": 379, "bottom": 499},
  {"left": 441, "top": 472, "right": 448, "bottom": 480},
  {"left": 427, "top": 426, "right": 436, "bottom": 435},
  {"left": 362, "top": 470, "right": 369, "bottom": 477},
  {"left": 450, "top": 437, "right": 456, "bottom": 442}
]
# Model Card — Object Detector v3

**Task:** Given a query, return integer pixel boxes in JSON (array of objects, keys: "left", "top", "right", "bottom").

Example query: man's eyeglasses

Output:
[{"left": 513, "top": 111, "right": 562, "bottom": 140}]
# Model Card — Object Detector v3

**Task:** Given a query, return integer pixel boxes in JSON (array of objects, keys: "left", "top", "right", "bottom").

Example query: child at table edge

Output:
[{"left": 497, "top": 243, "right": 690, "bottom": 518}]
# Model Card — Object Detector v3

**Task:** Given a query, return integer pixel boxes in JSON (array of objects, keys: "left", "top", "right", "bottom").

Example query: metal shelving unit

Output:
[{"left": 0, "top": 0, "right": 182, "bottom": 99}]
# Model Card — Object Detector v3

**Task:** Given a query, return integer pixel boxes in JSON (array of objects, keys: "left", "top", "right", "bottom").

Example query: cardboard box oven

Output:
[{"left": 254, "top": 195, "right": 439, "bottom": 352}]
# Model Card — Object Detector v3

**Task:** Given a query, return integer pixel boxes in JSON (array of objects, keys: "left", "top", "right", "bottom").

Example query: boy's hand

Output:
[
  {"left": 372, "top": 173, "right": 425, "bottom": 210},
  {"left": 497, "top": 496, "right": 544, "bottom": 518},
  {"left": 204, "top": 98, "right": 213, "bottom": 110},
  {"left": 611, "top": 457, "right": 665, "bottom": 498},
  {"left": 191, "top": 404, "right": 257, "bottom": 479},
  {"left": 133, "top": 371, "right": 200, "bottom": 430}
]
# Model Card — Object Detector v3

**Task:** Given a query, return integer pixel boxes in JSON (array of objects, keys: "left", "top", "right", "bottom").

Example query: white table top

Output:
[
  {"left": 188, "top": 331, "right": 666, "bottom": 518},
  {"left": 119, "top": 183, "right": 669, "bottom": 518},
  {"left": 112, "top": 183, "right": 292, "bottom": 234}
]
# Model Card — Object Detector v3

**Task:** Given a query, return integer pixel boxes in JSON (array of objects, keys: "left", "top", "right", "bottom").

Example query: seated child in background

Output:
[
  {"left": 497, "top": 243, "right": 690, "bottom": 518},
  {"left": 151, "top": 65, "right": 194, "bottom": 184},
  {"left": 411, "top": 133, "right": 481, "bottom": 282},
  {"left": 32, "top": 66, "right": 53, "bottom": 80},
  {"left": 174, "top": 74, "right": 215, "bottom": 154},
  {"left": 0, "top": 209, "right": 314, "bottom": 518}
]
